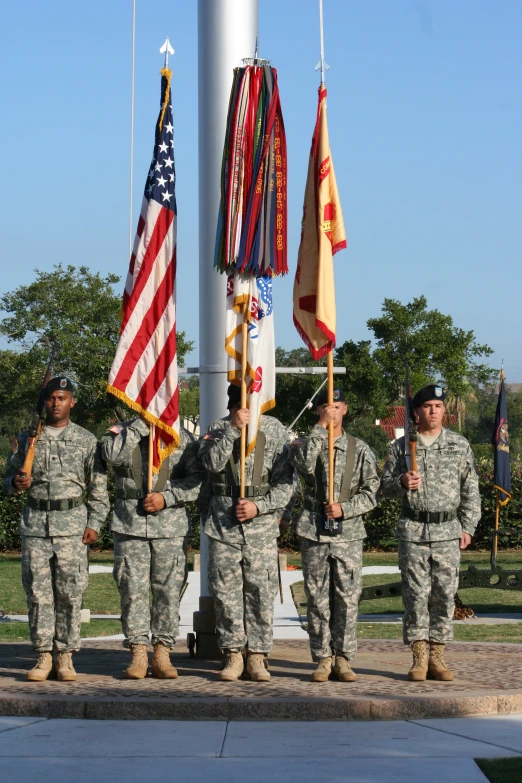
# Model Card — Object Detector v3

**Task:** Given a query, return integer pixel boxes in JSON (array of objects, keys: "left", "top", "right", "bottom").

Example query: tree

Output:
[
  {"left": 179, "top": 376, "right": 200, "bottom": 430},
  {"left": 275, "top": 297, "right": 495, "bottom": 439},
  {"left": 367, "top": 297, "right": 495, "bottom": 407},
  {"left": 0, "top": 265, "right": 193, "bottom": 445}
]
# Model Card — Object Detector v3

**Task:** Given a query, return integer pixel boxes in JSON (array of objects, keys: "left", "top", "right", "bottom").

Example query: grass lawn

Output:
[
  {"left": 290, "top": 581, "right": 522, "bottom": 643},
  {"left": 476, "top": 758, "right": 522, "bottom": 783},
  {"left": 0, "top": 619, "right": 123, "bottom": 643},
  {"left": 0, "top": 555, "right": 121, "bottom": 615}
]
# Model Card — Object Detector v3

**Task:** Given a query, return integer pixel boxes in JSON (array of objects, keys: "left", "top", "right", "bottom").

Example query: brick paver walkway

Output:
[{"left": 1, "top": 639, "right": 521, "bottom": 721}]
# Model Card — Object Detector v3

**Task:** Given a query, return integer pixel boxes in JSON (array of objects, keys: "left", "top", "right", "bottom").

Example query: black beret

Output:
[
  {"left": 316, "top": 387, "right": 347, "bottom": 407},
  {"left": 44, "top": 377, "right": 75, "bottom": 397},
  {"left": 227, "top": 383, "right": 242, "bottom": 410},
  {"left": 412, "top": 384, "right": 446, "bottom": 408}
]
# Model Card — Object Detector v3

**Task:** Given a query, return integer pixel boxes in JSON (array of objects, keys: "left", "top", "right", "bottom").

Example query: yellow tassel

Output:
[
  {"left": 158, "top": 67, "right": 172, "bottom": 134},
  {"left": 106, "top": 384, "right": 180, "bottom": 473}
]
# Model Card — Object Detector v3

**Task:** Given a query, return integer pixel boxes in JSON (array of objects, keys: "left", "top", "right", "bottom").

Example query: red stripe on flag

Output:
[
  {"left": 136, "top": 320, "right": 178, "bottom": 411},
  {"left": 122, "top": 207, "right": 175, "bottom": 331},
  {"left": 113, "top": 248, "right": 176, "bottom": 389},
  {"left": 156, "top": 385, "right": 180, "bottom": 433}
]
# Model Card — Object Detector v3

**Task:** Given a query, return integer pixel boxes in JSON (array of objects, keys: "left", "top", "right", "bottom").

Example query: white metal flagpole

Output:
[
  {"left": 315, "top": 0, "right": 330, "bottom": 83},
  {"left": 129, "top": 0, "right": 136, "bottom": 259},
  {"left": 195, "top": 0, "right": 258, "bottom": 657}
]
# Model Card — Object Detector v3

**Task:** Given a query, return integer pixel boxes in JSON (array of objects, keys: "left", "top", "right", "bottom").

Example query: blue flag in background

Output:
[{"left": 493, "top": 370, "right": 512, "bottom": 505}]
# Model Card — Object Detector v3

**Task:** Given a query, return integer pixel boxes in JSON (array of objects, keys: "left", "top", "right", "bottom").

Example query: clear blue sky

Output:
[{"left": 1, "top": 1, "right": 521, "bottom": 378}]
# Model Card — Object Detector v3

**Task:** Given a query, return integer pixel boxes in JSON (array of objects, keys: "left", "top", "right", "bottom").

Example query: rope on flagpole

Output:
[{"left": 129, "top": 0, "right": 136, "bottom": 259}]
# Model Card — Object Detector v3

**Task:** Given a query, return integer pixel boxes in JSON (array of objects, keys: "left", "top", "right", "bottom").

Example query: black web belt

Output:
[
  {"left": 27, "top": 496, "right": 84, "bottom": 512},
  {"left": 212, "top": 484, "right": 270, "bottom": 499},
  {"left": 402, "top": 508, "right": 458, "bottom": 524},
  {"left": 114, "top": 487, "right": 147, "bottom": 500},
  {"left": 114, "top": 487, "right": 184, "bottom": 506}
]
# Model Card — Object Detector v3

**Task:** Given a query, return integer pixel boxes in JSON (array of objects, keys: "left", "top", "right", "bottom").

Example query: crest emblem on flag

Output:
[{"left": 225, "top": 273, "right": 275, "bottom": 454}]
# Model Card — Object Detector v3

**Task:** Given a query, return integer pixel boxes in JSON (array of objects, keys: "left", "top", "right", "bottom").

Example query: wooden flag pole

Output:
[
  {"left": 492, "top": 490, "right": 500, "bottom": 566},
  {"left": 148, "top": 423, "right": 154, "bottom": 493},
  {"left": 240, "top": 318, "right": 248, "bottom": 498},
  {"left": 327, "top": 349, "right": 334, "bottom": 505}
]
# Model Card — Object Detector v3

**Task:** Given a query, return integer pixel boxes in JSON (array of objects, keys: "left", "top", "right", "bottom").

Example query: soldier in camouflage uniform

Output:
[
  {"left": 381, "top": 384, "right": 481, "bottom": 681},
  {"left": 290, "top": 388, "right": 379, "bottom": 683},
  {"left": 101, "top": 418, "right": 204, "bottom": 679},
  {"left": 199, "top": 385, "right": 293, "bottom": 682},
  {"left": 3, "top": 377, "right": 109, "bottom": 682}
]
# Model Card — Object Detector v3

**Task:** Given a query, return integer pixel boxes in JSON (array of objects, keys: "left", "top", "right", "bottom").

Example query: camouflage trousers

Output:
[
  {"left": 21, "top": 535, "right": 88, "bottom": 653},
  {"left": 398, "top": 538, "right": 460, "bottom": 645},
  {"left": 113, "top": 533, "right": 187, "bottom": 649},
  {"left": 300, "top": 537, "right": 363, "bottom": 661},
  {"left": 207, "top": 535, "right": 279, "bottom": 654}
]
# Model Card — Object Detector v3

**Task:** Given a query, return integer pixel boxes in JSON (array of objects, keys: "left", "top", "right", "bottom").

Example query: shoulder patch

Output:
[
  {"left": 109, "top": 425, "right": 123, "bottom": 435},
  {"left": 10, "top": 438, "right": 18, "bottom": 454}
]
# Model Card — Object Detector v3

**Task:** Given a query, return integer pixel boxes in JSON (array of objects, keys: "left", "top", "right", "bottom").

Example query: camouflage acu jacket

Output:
[
  {"left": 3, "top": 422, "right": 109, "bottom": 537},
  {"left": 380, "top": 428, "right": 481, "bottom": 542},
  {"left": 290, "top": 425, "right": 380, "bottom": 543},
  {"left": 101, "top": 418, "right": 204, "bottom": 539},
  {"left": 198, "top": 414, "right": 293, "bottom": 544}
]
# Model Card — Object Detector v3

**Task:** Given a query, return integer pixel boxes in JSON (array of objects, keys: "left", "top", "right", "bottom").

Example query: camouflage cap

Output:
[{"left": 412, "top": 384, "right": 446, "bottom": 408}]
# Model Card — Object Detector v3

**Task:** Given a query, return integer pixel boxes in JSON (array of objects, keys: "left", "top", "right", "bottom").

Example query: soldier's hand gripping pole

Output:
[{"left": 21, "top": 339, "right": 58, "bottom": 481}]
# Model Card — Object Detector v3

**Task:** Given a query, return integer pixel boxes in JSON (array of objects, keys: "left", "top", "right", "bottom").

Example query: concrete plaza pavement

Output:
[{"left": 0, "top": 714, "right": 521, "bottom": 782}]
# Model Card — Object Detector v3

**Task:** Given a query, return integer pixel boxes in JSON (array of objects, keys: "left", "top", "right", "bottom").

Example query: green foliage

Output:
[
  {"left": 346, "top": 417, "right": 391, "bottom": 461},
  {"left": 179, "top": 376, "right": 200, "bottom": 429},
  {"left": 0, "top": 264, "right": 193, "bottom": 446},
  {"left": 476, "top": 757, "right": 522, "bottom": 783},
  {"left": 367, "top": 296, "right": 495, "bottom": 400},
  {"left": 275, "top": 297, "right": 494, "bottom": 436},
  {"left": 466, "top": 385, "right": 522, "bottom": 458}
]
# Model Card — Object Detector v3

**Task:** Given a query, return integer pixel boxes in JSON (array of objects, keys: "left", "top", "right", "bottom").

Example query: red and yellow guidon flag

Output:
[{"left": 293, "top": 84, "right": 346, "bottom": 360}]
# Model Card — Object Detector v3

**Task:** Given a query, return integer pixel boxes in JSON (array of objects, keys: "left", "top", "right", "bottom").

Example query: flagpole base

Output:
[{"left": 191, "top": 597, "right": 221, "bottom": 659}]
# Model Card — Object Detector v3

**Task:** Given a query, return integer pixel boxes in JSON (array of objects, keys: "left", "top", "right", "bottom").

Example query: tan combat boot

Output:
[
  {"left": 428, "top": 642, "right": 454, "bottom": 681},
  {"left": 246, "top": 652, "right": 270, "bottom": 682},
  {"left": 126, "top": 643, "right": 149, "bottom": 679},
  {"left": 219, "top": 650, "right": 244, "bottom": 682},
  {"left": 311, "top": 656, "right": 333, "bottom": 683},
  {"left": 151, "top": 643, "right": 178, "bottom": 679},
  {"left": 408, "top": 640, "right": 428, "bottom": 682},
  {"left": 56, "top": 651, "right": 77, "bottom": 682},
  {"left": 26, "top": 652, "right": 53, "bottom": 682},
  {"left": 334, "top": 655, "right": 357, "bottom": 682}
]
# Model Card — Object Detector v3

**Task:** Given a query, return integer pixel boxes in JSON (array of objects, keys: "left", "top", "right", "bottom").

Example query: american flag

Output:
[{"left": 107, "top": 67, "right": 179, "bottom": 470}]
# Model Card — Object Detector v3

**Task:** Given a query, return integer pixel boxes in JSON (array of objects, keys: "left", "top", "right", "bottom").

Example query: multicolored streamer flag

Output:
[
  {"left": 293, "top": 84, "right": 346, "bottom": 360},
  {"left": 107, "top": 67, "right": 179, "bottom": 471},
  {"left": 216, "top": 63, "right": 287, "bottom": 451},
  {"left": 215, "top": 64, "right": 287, "bottom": 277},
  {"left": 225, "top": 273, "right": 275, "bottom": 454},
  {"left": 493, "top": 369, "right": 512, "bottom": 505}
]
